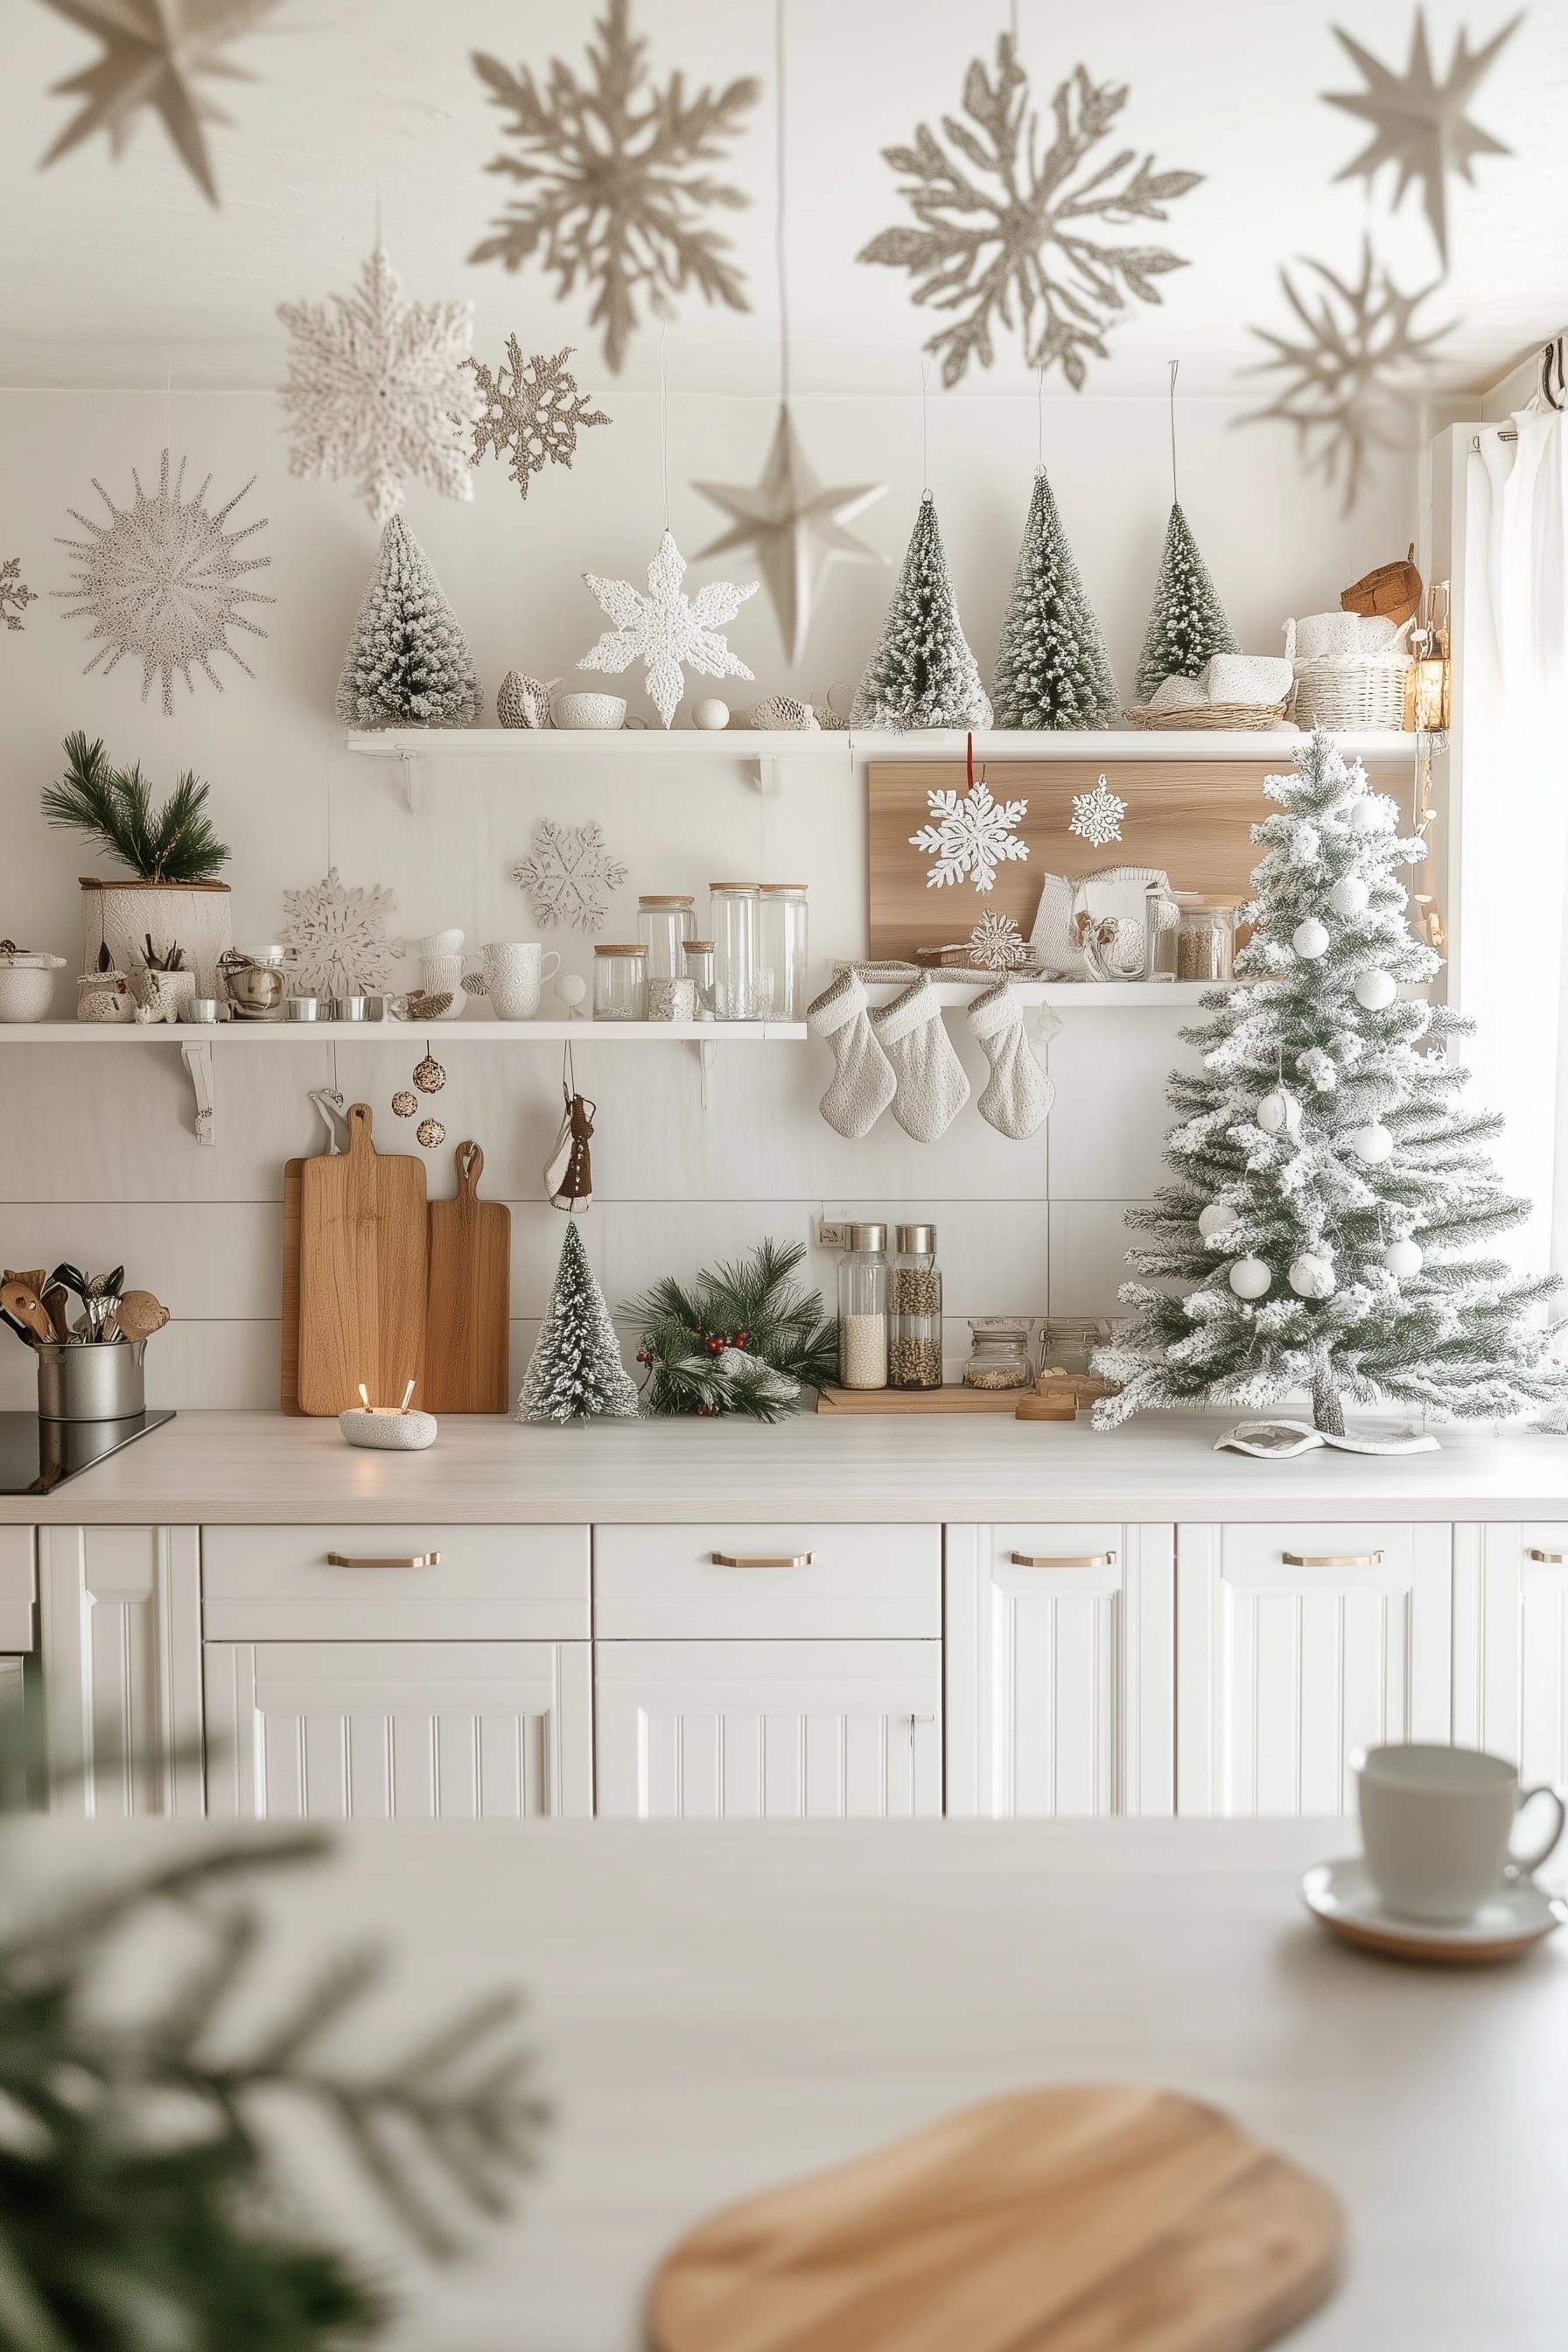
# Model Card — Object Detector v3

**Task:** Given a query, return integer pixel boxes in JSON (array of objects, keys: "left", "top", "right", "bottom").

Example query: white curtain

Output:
[{"left": 1459, "top": 407, "right": 1568, "bottom": 1277}]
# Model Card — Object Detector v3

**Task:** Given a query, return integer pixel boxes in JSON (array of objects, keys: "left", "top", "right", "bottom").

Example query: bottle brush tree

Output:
[
  {"left": 990, "top": 469, "right": 1119, "bottom": 728},
  {"left": 336, "top": 515, "right": 481, "bottom": 728},
  {"left": 41, "top": 732, "right": 230, "bottom": 880},
  {"left": 851, "top": 491, "right": 990, "bottom": 730},
  {"left": 1134, "top": 501, "right": 1238, "bottom": 702},
  {"left": 517, "top": 1221, "right": 640, "bottom": 1423},
  {"left": 1096, "top": 730, "right": 1568, "bottom": 1437}
]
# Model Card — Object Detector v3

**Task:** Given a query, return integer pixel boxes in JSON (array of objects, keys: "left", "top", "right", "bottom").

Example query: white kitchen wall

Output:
[{"left": 0, "top": 384, "right": 1416, "bottom": 1407}]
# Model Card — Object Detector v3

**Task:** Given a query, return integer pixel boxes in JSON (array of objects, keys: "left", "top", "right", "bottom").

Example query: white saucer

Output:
[{"left": 1302, "top": 1856, "right": 1565, "bottom": 1964}]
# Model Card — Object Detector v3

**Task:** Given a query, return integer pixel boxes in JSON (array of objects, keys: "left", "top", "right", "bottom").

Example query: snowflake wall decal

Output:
[
  {"left": 859, "top": 36, "right": 1202, "bottom": 388},
  {"left": 277, "top": 246, "right": 481, "bottom": 524},
  {"left": 55, "top": 449, "right": 271, "bottom": 715},
  {"left": 1068, "top": 776, "right": 1126, "bottom": 847},
  {"left": 514, "top": 821, "right": 628, "bottom": 935},
  {"left": 969, "top": 910, "right": 1030, "bottom": 970},
  {"left": 911, "top": 778, "right": 1030, "bottom": 894},
  {"left": 281, "top": 868, "right": 400, "bottom": 999},
  {"left": 469, "top": 0, "right": 760, "bottom": 374},
  {"left": 467, "top": 340, "right": 610, "bottom": 500},
  {"left": 578, "top": 529, "right": 757, "bottom": 729},
  {"left": 0, "top": 557, "right": 37, "bottom": 633}
]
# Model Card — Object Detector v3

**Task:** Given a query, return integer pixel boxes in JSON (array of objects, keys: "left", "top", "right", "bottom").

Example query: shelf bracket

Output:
[
  {"left": 180, "top": 1039, "right": 215, "bottom": 1147},
  {"left": 693, "top": 1036, "right": 718, "bottom": 1110},
  {"left": 750, "top": 756, "right": 781, "bottom": 798}
]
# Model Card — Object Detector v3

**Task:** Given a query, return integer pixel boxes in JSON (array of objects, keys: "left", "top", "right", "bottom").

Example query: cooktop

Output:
[{"left": 0, "top": 1410, "right": 175, "bottom": 1496}]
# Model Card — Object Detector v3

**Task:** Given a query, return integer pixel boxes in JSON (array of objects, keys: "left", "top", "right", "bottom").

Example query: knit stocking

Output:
[
  {"left": 968, "top": 978, "right": 1056, "bottom": 1140},
  {"left": 806, "top": 970, "right": 896, "bottom": 1139},
  {"left": 872, "top": 976, "right": 970, "bottom": 1142}
]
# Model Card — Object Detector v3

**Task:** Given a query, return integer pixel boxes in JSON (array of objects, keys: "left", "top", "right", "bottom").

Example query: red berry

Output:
[
  {"left": 732, "top": 1330, "right": 749, "bottom": 1349},
  {"left": 705, "top": 1334, "right": 724, "bottom": 1355}
]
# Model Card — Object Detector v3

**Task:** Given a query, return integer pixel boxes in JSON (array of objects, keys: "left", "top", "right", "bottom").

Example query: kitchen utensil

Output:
[
  {"left": 282, "top": 1090, "right": 350, "bottom": 1417},
  {"left": 649, "top": 2084, "right": 1340, "bottom": 2352},
  {"left": 424, "top": 1142, "right": 510, "bottom": 1413},
  {"left": 37, "top": 1338, "right": 147, "bottom": 1422},
  {"left": 297, "top": 1102, "right": 427, "bottom": 1417},
  {"left": 108, "top": 1289, "right": 170, "bottom": 1341},
  {"left": 40, "top": 1285, "right": 72, "bottom": 1340},
  {"left": 0, "top": 945, "right": 67, "bottom": 1022},
  {"left": 0, "top": 1272, "right": 52, "bottom": 1345},
  {"left": 1302, "top": 1855, "right": 1564, "bottom": 1964},
  {"left": 286, "top": 995, "right": 321, "bottom": 1021}
]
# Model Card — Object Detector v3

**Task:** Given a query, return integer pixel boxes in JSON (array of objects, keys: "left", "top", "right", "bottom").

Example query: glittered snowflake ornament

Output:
[
  {"left": 281, "top": 869, "right": 400, "bottom": 999},
  {"left": 578, "top": 529, "right": 757, "bottom": 728},
  {"left": 467, "top": 339, "right": 609, "bottom": 499},
  {"left": 514, "top": 821, "right": 628, "bottom": 934},
  {"left": 911, "top": 777, "right": 1030, "bottom": 894},
  {"left": 1069, "top": 776, "right": 1126, "bottom": 848},
  {"left": 969, "top": 911, "right": 1029, "bottom": 970},
  {"left": 0, "top": 558, "right": 37, "bottom": 633}
]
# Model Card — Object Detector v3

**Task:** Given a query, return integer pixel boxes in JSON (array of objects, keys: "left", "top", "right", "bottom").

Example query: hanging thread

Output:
[
  {"left": 1036, "top": 362, "right": 1045, "bottom": 472},
  {"left": 161, "top": 346, "right": 172, "bottom": 453},
  {"left": 659, "top": 322, "right": 671, "bottom": 529},
  {"left": 920, "top": 355, "right": 930, "bottom": 490},
  {"left": 1009, "top": 0, "right": 1019, "bottom": 46},
  {"left": 1167, "top": 358, "right": 1180, "bottom": 504},
  {"left": 774, "top": 0, "right": 790, "bottom": 408}
]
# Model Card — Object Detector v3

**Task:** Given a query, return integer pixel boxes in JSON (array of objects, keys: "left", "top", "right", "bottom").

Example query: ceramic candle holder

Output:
[{"left": 339, "top": 1406, "right": 438, "bottom": 1452}]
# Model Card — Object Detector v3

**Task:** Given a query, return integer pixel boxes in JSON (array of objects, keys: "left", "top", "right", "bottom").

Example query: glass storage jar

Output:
[
  {"left": 682, "top": 938, "right": 716, "bottom": 1014},
  {"left": 637, "top": 895, "right": 695, "bottom": 980},
  {"left": 962, "top": 1319, "right": 1032, "bottom": 1391},
  {"left": 757, "top": 884, "right": 809, "bottom": 1022},
  {"left": 592, "top": 943, "right": 647, "bottom": 1020},
  {"left": 888, "top": 1222, "right": 942, "bottom": 1390},
  {"left": 1143, "top": 881, "right": 1180, "bottom": 984},
  {"left": 836, "top": 1222, "right": 889, "bottom": 1390},
  {"left": 1174, "top": 896, "right": 1240, "bottom": 983},
  {"left": 709, "top": 883, "right": 760, "bottom": 1020}
]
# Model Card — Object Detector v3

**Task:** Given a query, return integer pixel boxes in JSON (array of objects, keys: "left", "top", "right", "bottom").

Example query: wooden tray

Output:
[{"left": 819, "top": 1382, "right": 1037, "bottom": 1415}]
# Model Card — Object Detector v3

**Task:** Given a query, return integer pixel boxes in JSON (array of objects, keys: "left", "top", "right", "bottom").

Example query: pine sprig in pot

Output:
[
  {"left": 623, "top": 1238, "right": 837, "bottom": 1419},
  {"left": 42, "top": 732, "right": 231, "bottom": 882}
]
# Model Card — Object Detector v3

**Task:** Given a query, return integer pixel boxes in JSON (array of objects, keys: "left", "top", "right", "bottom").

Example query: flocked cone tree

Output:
[
  {"left": 336, "top": 515, "right": 481, "bottom": 727},
  {"left": 851, "top": 491, "right": 990, "bottom": 729},
  {"left": 1095, "top": 731, "right": 1568, "bottom": 1437},
  {"left": 991, "top": 469, "right": 1119, "bottom": 728},
  {"left": 516, "top": 1222, "right": 640, "bottom": 1423},
  {"left": 1135, "top": 501, "right": 1237, "bottom": 703}
]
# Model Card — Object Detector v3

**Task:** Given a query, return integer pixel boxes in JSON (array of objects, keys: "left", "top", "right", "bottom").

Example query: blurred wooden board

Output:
[
  {"left": 298, "top": 1104, "right": 427, "bottom": 1417},
  {"left": 818, "top": 1383, "right": 1033, "bottom": 1414},
  {"left": 280, "top": 1155, "right": 303, "bottom": 1416},
  {"left": 650, "top": 2084, "right": 1340, "bottom": 2352},
  {"left": 424, "top": 1142, "right": 510, "bottom": 1414}
]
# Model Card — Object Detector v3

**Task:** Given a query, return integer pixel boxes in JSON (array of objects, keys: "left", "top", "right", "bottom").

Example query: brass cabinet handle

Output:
[
  {"left": 1009, "top": 1550, "right": 1117, "bottom": 1569},
  {"left": 710, "top": 1550, "right": 815, "bottom": 1569},
  {"left": 1281, "top": 1550, "right": 1383, "bottom": 1568},
  {"left": 325, "top": 1551, "right": 440, "bottom": 1569},
  {"left": 1528, "top": 1547, "right": 1566, "bottom": 1564}
]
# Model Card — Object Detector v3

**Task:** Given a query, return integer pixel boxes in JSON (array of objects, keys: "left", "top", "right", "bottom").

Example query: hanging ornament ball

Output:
[
  {"left": 1256, "top": 1088, "right": 1302, "bottom": 1138},
  {"left": 391, "top": 1089, "right": 418, "bottom": 1118},
  {"left": 692, "top": 698, "right": 731, "bottom": 732},
  {"left": 413, "top": 1054, "right": 445, "bottom": 1094},
  {"left": 1292, "top": 917, "right": 1330, "bottom": 961},
  {"left": 1327, "top": 876, "right": 1370, "bottom": 919},
  {"left": 1228, "top": 1256, "right": 1272, "bottom": 1300},
  {"left": 1354, "top": 968, "right": 1397, "bottom": 1011},
  {"left": 416, "top": 1117, "right": 445, "bottom": 1150},
  {"left": 1383, "top": 1236, "right": 1424, "bottom": 1278},
  {"left": 1350, "top": 1121, "right": 1394, "bottom": 1165},
  {"left": 1347, "top": 797, "right": 1385, "bottom": 835},
  {"left": 1288, "top": 1252, "right": 1336, "bottom": 1300},
  {"left": 555, "top": 972, "right": 589, "bottom": 1013},
  {"left": 1197, "top": 1200, "right": 1239, "bottom": 1240}
]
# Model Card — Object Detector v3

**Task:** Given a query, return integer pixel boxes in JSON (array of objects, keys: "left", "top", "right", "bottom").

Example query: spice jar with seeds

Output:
[
  {"left": 962, "top": 1319, "right": 1032, "bottom": 1391},
  {"left": 888, "top": 1221, "right": 942, "bottom": 1390}
]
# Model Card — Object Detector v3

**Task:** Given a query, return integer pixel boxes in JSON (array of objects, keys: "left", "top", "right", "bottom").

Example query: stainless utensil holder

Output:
[{"left": 37, "top": 1340, "right": 147, "bottom": 1422}]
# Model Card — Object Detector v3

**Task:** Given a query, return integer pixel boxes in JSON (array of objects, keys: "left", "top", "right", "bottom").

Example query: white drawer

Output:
[
  {"left": 593, "top": 1523, "right": 940, "bottom": 1639},
  {"left": 1215, "top": 1522, "right": 1424, "bottom": 1590},
  {"left": 202, "top": 1524, "right": 589, "bottom": 1641},
  {"left": 0, "top": 1530, "right": 34, "bottom": 1651}
]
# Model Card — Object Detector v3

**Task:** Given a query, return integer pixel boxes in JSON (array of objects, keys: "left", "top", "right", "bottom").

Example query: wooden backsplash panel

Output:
[{"left": 867, "top": 756, "right": 1410, "bottom": 962}]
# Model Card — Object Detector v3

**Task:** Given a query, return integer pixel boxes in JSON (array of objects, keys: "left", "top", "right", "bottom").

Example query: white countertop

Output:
[
  {"left": 19, "top": 1816, "right": 1565, "bottom": 2350},
  {"left": 7, "top": 1407, "right": 1568, "bottom": 1525}
]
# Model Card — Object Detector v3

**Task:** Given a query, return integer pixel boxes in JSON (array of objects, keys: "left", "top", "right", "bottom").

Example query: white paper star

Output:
[
  {"left": 694, "top": 405, "right": 886, "bottom": 665},
  {"left": 277, "top": 246, "right": 482, "bottom": 524},
  {"left": 1324, "top": 11, "right": 1520, "bottom": 267},
  {"left": 578, "top": 529, "right": 757, "bottom": 729},
  {"left": 1069, "top": 776, "right": 1126, "bottom": 847}
]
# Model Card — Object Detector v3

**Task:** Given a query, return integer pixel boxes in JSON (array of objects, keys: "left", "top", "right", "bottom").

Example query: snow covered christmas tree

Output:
[
  {"left": 991, "top": 470, "right": 1119, "bottom": 729},
  {"left": 851, "top": 492, "right": 990, "bottom": 730},
  {"left": 1096, "top": 731, "right": 1568, "bottom": 1438},
  {"left": 1134, "top": 502, "right": 1237, "bottom": 703},
  {"left": 516, "top": 1222, "right": 640, "bottom": 1424},
  {"left": 335, "top": 516, "right": 481, "bottom": 727}
]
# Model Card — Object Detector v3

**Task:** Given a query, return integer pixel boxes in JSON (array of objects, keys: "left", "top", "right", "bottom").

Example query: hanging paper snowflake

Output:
[
  {"left": 0, "top": 557, "right": 37, "bottom": 632},
  {"left": 55, "top": 449, "right": 271, "bottom": 715},
  {"left": 969, "top": 911, "right": 1029, "bottom": 970},
  {"left": 281, "top": 868, "right": 400, "bottom": 998},
  {"left": 37, "top": 0, "right": 283, "bottom": 206},
  {"left": 277, "top": 246, "right": 482, "bottom": 524},
  {"left": 910, "top": 778, "right": 1030, "bottom": 894},
  {"left": 1068, "top": 776, "right": 1126, "bottom": 848},
  {"left": 514, "top": 821, "right": 628, "bottom": 934},
  {"left": 467, "top": 340, "right": 610, "bottom": 500},
  {"left": 578, "top": 529, "right": 757, "bottom": 729}
]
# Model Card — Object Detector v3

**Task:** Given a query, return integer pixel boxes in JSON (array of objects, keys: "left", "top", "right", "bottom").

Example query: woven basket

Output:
[
  {"left": 1287, "top": 617, "right": 1411, "bottom": 732},
  {"left": 1123, "top": 700, "right": 1292, "bottom": 732}
]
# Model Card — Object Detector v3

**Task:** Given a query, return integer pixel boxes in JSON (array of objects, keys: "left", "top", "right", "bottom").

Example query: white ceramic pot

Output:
[
  {"left": 465, "top": 941, "right": 562, "bottom": 1019},
  {"left": 80, "top": 879, "right": 232, "bottom": 997},
  {"left": 0, "top": 948, "right": 66, "bottom": 1021},
  {"left": 556, "top": 692, "right": 626, "bottom": 730}
]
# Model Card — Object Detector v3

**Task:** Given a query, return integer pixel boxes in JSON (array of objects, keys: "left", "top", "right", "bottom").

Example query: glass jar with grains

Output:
[
  {"left": 888, "top": 1222, "right": 943, "bottom": 1390},
  {"left": 962, "top": 1320, "right": 1033, "bottom": 1391},
  {"left": 836, "top": 1222, "right": 889, "bottom": 1390}
]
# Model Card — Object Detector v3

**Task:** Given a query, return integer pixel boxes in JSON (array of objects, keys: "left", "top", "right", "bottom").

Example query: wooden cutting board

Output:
[
  {"left": 280, "top": 1153, "right": 303, "bottom": 1414},
  {"left": 298, "top": 1103, "right": 427, "bottom": 1416},
  {"left": 649, "top": 2085, "right": 1340, "bottom": 2352},
  {"left": 424, "top": 1141, "right": 510, "bottom": 1413}
]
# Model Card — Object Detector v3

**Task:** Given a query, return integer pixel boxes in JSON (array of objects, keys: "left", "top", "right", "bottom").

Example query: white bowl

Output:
[
  {"left": 556, "top": 692, "right": 626, "bottom": 730},
  {"left": 0, "top": 952, "right": 66, "bottom": 1021}
]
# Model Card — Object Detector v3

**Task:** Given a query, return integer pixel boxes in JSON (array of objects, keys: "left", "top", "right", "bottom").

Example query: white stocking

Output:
[
  {"left": 872, "top": 976, "right": 970, "bottom": 1142},
  {"left": 969, "top": 978, "right": 1055, "bottom": 1139},
  {"left": 806, "top": 970, "right": 896, "bottom": 1138}
]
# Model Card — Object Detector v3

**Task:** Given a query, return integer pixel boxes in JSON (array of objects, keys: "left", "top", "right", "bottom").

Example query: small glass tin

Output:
[
  {"left": 593, "top": 943, "right": 647, "bottom": 1020},
  {"left": 962, "top": 1320, "right": 1033, "bottom": 1391}
]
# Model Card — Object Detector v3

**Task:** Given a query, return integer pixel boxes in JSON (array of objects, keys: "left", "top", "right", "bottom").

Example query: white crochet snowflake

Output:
[
  {"left": 277, "top": 246, "right": 482, "bottom": 524},
  {"left": 514, "top": 821, "right": 628, "bottom": 934},
  {"left": 578, "top": 529, "right": 757, "bottom": 729},
  {"left": 969, "top": 910, "right": 1029, "bottom": 969},
  {"left": 1068, "top": 776, "right": 1127, "bottom": 848},
  {"left": 281, "top": 868, "right": 400, "bottom": 998},
  {"left": 910, "top": 779, "right": 1030, "bottom": 893}
]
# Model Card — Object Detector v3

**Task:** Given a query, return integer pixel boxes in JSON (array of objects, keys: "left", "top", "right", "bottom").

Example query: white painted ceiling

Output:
[{"left": 0, "top": 0, "right": 1561, "bottom": 405}]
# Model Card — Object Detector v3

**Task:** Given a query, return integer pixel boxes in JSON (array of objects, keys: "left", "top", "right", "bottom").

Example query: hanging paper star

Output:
[
  {"left": 693, "top": 406, "right": 886, "bottom": 666},
  {"left": 1324, "top": 10, "right": 1521, "bottom": 267},
  {"left": 578, "top": 529, "right": 757, "bottom": 729},
  {"left": 38, "top": 0, "right": 282, "bottom": 206}
]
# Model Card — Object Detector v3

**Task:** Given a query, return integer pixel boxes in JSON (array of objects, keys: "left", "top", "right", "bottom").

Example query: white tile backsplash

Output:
[{"left": 1046, "top": 1201, "right": 1149, "bottom": 1319}]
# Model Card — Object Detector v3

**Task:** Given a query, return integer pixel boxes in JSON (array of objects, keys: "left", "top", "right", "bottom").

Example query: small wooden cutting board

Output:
[
  {"left": 424, "top": 1141, "right": 510, "bottom": 1413},
  {"left": 298, "top": 1103, "right": 427, "bottom": 1416},
  {"left": 649, "top": 2085, "right": 1340, "bottom": 2352}
]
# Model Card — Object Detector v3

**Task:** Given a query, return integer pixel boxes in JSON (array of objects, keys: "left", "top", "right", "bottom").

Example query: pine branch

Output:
[{"left": 41, "top": 734, "right": 230, "bottom": 883}]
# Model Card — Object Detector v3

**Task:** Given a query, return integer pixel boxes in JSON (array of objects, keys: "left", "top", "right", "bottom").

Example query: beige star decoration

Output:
[
  {"left": 38, "top": 0, "right": 282, "bottom": 206},
  {"left": 1324, "top": 10, "right": 1521, "bottom": 267},
  {"left": 694, "top": 405, "right": 886, "bottom": 667}
]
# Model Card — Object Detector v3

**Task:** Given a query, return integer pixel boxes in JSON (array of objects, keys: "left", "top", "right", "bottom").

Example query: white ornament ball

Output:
[
  {"left": 1288, "top": 1252, "right": 1336, "bottom": 1300},
  {"left": 1354, "top": 968, "right": 1397, "bottom": 1011},
  {"left": 1228, "top": 1256, "right": 1271, "bottom": 1300},
  {"left": 692, "top": 698, "right": 731, "bottom": 732},
  {"left": 1256, "top": 1088, "right": 1302, "bottom": 1138},
  {"left": 1327, "top": 876, "right": 1369, "bottom": 919},
  {"left": 1347, "top": 797, "right": 1384, "bottom": 835},
  {"left": 1350, "top": 1121, "right": 1394, "bottom": 1165},
  {"left": 1198, "top": 1201, "right": 1238, "bottom": 1240},
  {"left": 554, "top": 972, "right": 589, "bottom": 1013},
  {"left": 1292, "top": 917, "right": 1330, "bottom": 961},
  {"left": 1383, "top": 1236, "right": 1424, "bottom": 1278}
]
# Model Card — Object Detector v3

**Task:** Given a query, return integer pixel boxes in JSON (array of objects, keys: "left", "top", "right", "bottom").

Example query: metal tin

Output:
[
  {"left": 847, "top": 1222, "right": 887, "bottom": 1251},
  {"left": 37, "top": 1339, "right": 147, "bottom": 1423},
  {"left": 895, "top": 1222, "right": 935, "bottom": 1254},
  {"left": 183, "top": 998, "right": 222, "bottom": 1023},
  {"left": 332, "top": 996, "right": 369, "bottom": 1021},
  {"left": 285, "top": 995, "right": 321, "bottom": 1021}
]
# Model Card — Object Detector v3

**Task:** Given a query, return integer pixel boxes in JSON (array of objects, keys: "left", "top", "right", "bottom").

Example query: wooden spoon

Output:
[{"left": 1, "top": 1270, "right": 52, "bottom": 1345}]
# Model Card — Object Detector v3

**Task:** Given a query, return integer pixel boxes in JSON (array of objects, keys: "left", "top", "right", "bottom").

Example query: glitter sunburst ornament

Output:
[
  {"left": 1324, "top": 10, "right": 1521, "bottom": 268},
  {"left": 55, "top": 449, "right": 271, "bottom": 715},
  {"left": 466, "top": 339, "right": 610, "bottom": 500},
  {"left": 277, "top": 246, "right": 481, "bottom": 524},
  {"left": 969, "top": 911, "right": 1029, "bottom": 970},
  {"left": 578, "top": 529, "right": 757, "bottom": 729},
  {"left": 280, "top": 868, "right": 399, "bottom": 999},
  {"left": 37, "top": 0, "right": 281, "bottom": 206}
]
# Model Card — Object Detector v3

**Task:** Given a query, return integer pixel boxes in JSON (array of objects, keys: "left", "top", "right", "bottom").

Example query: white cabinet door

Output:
[
  {"left": 38, "top": 1527, "right": 203, "bottom": 1816},
  {"left": 1454, "top": 1524, "right": 1568, "bottom": 1783},
  {"left": 205, "top": 1641, "right": 592, "bottom": 1820},
  {"left": 595, "top": 1641, "right": 942, "bottom": 1820},
  {"left": 1177, "top": 1523, "right": 1452, "bottom": 1816},
  {"left": 945, "top": 1524, "right": 1175, "bottom": 1817}
]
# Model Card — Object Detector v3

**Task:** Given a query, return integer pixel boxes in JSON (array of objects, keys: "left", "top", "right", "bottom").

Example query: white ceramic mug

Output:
[
  {"left": 467, "top": 940, "right": 561, "bottom": 1020},
  {"left": 1355, "top": 1743, "right": 1566, "bottom": 1923}
]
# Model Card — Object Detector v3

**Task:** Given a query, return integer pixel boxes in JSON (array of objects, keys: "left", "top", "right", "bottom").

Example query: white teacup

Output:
[
  {"left": 556, "top": 691, "right": 626, "bottom": 730},
  {"left": 466, "top": 940, "right": 561, "bottom": 1020},
  {"left": 1355, "top": 1743, "right": 1566, "bottom": 1923}
]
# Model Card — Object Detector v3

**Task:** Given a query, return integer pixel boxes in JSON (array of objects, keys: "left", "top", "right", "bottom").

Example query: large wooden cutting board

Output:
[
  {"left": 280, "top": 1153, "right": 303, "bottom": 1415},
  {"left": 424, "top": 1141, "right": 510, "bottom": 1414},
  {"left": 649, "top": 2084, "right": 1340, "bottom": 2352},
  {"left": 298, "top": 1103, "right": 427, "bottom": 1416}
]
